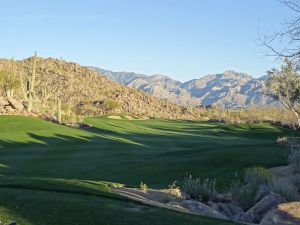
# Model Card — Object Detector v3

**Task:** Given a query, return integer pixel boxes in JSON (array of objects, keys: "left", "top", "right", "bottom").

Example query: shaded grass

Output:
[{"left": 0, "top": 115, "right": 294, "bottom": 225}]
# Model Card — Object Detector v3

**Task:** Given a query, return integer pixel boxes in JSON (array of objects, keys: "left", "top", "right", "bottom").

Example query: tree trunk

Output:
[{"left": 291, "top": 108, "right": 300, "bottom": 129}]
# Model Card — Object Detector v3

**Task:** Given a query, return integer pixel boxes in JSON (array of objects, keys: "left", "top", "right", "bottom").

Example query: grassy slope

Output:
[{"left": 0, "top": 115, "right": 292, "bottom": 225}]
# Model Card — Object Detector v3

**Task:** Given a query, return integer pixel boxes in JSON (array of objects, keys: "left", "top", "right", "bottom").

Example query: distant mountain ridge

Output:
[{"left": 89, "top": 67, "right": 273, "bottom": 108}]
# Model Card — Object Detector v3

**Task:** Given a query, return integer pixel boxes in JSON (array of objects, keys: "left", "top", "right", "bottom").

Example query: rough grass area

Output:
[{"left": 0, "top": 115, "right": 293, "bottom": 225}]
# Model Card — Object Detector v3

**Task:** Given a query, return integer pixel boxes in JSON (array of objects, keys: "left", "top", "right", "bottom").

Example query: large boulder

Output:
[
  {"left": 260, "top": 202, "right": 300, "bottom": 225},
  {"left": 7, "top": 98, "right": 24, "bottom": 112},
  {"left": 0, "top": 97, "right": 9, "bottom": 106},
  {"left": 181, "top": 200, "right": 228, "bottom": 220},
  {"left": 0, "top": 107, "right": 6, "bottom": 114},
  {"left": 211, "top": 202, "right": 244, "bottom": 219},
  {"left": 4, "top": 105, "right": 15, "bottom": 113},
  {"left": 246, "top": 193, "right": 287, "bottom": 223}
]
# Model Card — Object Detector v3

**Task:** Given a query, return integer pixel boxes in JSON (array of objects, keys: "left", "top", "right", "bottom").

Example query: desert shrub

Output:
[
  {"left": 182, "top": 175, "right": 218, "bottom": 202},
  {"left": 62, "top": 111, "right": 83, "bottom": 125},
  {"left": 140, "top": 182, "right": 148, "bottom": 192},
  {"left": 161, "top": 180, "right": 182, "bottom": 203},
  {"left": 0, "top": 69, "right": 19, "bottom": 97},
  {"left": 244, "top": 166, "right": 273, "bottom": 186},
  {"left": 230, "top": 167, "right": 273, "bottom": 210},
  {"left": 289, "top": 149, "right": 300, "bottom": 173},
  {"left": 103, "top": 99, "right": 119, "bottom": 111},
  {"left": 276, "top": 136, "right": 288, "bottom": 146},
  {"left": 269, "top": 178, "right": 300, "bottom": 201},
  {"left": 230, "top": 180, "right": 259, "bottom": 210}
]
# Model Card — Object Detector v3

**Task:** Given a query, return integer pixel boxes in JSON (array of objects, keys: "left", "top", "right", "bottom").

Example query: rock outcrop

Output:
[
  {"left": 0, "top": 97, "right": 24, "bottom": 114},
  {"left": 260, "top": 202, "right": 300, "bottom": 225},
  {"left": 245, "top": 193, "right": 287, "bottom": 224}
]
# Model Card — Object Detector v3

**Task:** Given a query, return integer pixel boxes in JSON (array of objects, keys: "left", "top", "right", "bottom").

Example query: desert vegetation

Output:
[{"left": 1, "top": 53, "right": 300, "bottom": 130}]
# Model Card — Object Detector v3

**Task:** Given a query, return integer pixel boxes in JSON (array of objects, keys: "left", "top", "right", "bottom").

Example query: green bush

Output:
[
  {"left": 289, "top": 149, "right": 300, "bottom": 173},
  {"left": 182, "top": 175, "right": 218, "bottom": 202},
  {"left": 230, "top": 167, "right": 273, "bottom": 210},
  {"left": 244, "top": 166, "right": 273, "bottom": 186},
  {"left": 230, "top": 180, "right": 259, "bottom": 210},
  {"left": 269, "top": 178, "right": 300, "bottom": 201},
  {"left": 103, "top": 99, "right": 120, "bottom": 111}
]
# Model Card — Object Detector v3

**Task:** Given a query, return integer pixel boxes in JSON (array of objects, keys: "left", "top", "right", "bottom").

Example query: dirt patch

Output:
[
  {"left": 107, "top": 115, "right": 123, "bottom": 120},
  {"left": 113, "top": 187, "right": 190, "bottom": 214},
  {"left": 124, "top": 115, "right": 135, "bottom": 120},
  {"left": 114, "top": 187, "right": 183, "bottom": 203},
  {"left": 139, "top": 116, "right": 150, "bottom": 120},
  {"left": 112, "top": 187, "right": 227, "bottom": 220},
  {"left": 107, "top": 115, "right": 150, "bottom": 120}
]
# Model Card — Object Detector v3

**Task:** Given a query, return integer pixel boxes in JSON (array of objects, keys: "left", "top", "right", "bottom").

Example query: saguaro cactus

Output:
[
  {"left": 41, "top": 86, "right": 51, "bottom": 107},
  {"left": 57, "top": 98, "right": 62, "bottom": 124},
  {"left": 27, "top": 51, "right": 38, "bottom": 112}
]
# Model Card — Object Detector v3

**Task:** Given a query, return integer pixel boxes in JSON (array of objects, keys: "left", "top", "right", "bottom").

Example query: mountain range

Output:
[{"left": 89, "top": 67, "right": 273, "bottom": 108}]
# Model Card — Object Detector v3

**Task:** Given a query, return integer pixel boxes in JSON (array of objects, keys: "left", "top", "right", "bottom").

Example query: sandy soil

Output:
[
  {"left": 112, "top": 187, "right": 191, "bottom": 214},
  {"left": 107, "top": 115, "right": 123, "bottom": 120},
  {"left": 107, "top": 115, "right": 150, "bottom": 120}
]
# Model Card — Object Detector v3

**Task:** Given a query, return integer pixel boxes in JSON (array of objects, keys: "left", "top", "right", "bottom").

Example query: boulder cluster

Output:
[
  {"left": 0, "top": 97, "right": 24, "bottom": 114},
  {"left": 114, "top": 186, "right": 300, "bottom": 225},
  {"left": 171, "top": 193, "right": 299, "bottom": 224}
]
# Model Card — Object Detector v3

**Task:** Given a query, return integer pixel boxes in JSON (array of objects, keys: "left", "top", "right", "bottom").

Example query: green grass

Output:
[{"left": 0, "top": 115, "right": 293, "bottom": 225}]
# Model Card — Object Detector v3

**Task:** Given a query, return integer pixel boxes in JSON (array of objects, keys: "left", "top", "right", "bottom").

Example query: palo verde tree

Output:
[
  {"left": 261, "top": 0, "right": 300, "bottom": 59},
  {"left": 0, "top": 59, "right": 19, "bottom": 98},
  {"left": 265, "top": 59, "right": 300, "bottom": 128}
]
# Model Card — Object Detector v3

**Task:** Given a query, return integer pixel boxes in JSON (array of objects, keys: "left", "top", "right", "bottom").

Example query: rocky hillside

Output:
[
  {"left": 0, "top": 57, "right": 200, "bottom": 119},
  {"left": 90, "top": 67, "right": 273, "bottom": 108}
]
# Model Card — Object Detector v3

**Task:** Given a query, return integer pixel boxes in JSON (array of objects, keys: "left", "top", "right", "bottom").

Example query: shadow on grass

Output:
[{"left": 0, "top": 116, "right": 295, "bottom": 225}]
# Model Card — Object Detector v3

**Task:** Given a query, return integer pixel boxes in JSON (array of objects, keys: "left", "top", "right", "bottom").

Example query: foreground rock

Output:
[
  {"left": 245, "top": 193, "right": 287, "bottom": 224},
  {"left": 211, "top": 202, "right": 243, "bottom": 219},
  {"left": 7, "top": 97, "right": 24, "bottom": 112},
  {"left": 181, "top": 200, "right": 228, "bottom": 220},
  {"left": 114, "top": 187, "right": 228, "bottom": 221},
  {"left": 0, "top": 97, "right": 24, "bottom": 114},
  {"left": 260, "top": 202, "right": 300, "bottom": 225}
]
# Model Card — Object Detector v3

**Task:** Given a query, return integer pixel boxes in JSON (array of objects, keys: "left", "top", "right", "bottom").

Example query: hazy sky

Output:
[{"left": 0, "top": 0, "right": 293, "bottom": 81}]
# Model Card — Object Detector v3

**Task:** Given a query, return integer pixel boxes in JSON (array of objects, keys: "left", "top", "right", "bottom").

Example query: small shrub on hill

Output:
[
  {"left": 103, "top": 99, "right": 120, "bottom": 111},
  {"left": 182, "top": 175, "right": 218, "bottom": 202}
]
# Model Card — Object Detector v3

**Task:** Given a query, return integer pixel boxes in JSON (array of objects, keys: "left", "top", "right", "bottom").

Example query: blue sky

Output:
[{"left": 0, "top": 0, "right": 293, "bottom": 81}]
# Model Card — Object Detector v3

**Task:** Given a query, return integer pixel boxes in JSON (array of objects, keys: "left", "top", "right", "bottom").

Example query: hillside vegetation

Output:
[{"left": 0, "top": 57, "right": 200, "bottom": 119}]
